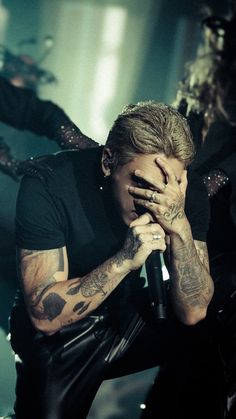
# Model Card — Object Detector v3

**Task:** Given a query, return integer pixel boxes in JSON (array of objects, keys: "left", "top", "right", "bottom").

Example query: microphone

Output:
[{"left": 145, "top": 250, "right": 167, "bottom": 320}]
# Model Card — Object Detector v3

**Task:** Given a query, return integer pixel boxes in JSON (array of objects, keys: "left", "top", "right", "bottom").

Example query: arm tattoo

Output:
[
  {"left": 19, "top": 248, "right": 65, "bottom": 321},
  {"left": 32, "top": 293, "right": 66, "bottom": 321},
  {"left": 20, "top": 248, "right": 64, "bottom": 279},
  {"left": 68, "top": 256, "right": 123, "bottom": 299},
  {"left": 73, "top": 301, "right": 91, "bottom": 315},
  {"left": 81, "top": 271, "right": 108, "bottom": 297},
  {"left": 66, "top": 270, "right": 109, "bottom": 298},
  {"left": 66, "top": 282, "right": 82, "bottom": 295},
  {"left": 29, "top": 278, "right": 57, "bottom": 308},
  {"left": 194, "top": 240, "right": 210, "bottom": 272},
  {"left": 172, "top": 240, "right": 211, "bottom": 307}
]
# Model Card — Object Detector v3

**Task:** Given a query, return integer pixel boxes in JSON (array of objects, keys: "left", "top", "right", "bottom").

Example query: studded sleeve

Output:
[
  {"left": 0, "top": 75, "right": 99, "bottom": 149},
  {"left": 202, "top": 169, "right": 230, "bottom": 197}
]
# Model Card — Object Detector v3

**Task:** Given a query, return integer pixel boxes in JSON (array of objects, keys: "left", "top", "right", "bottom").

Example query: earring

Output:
[{"left": 99, "top": 172, "right": 110, "bottom": 190}]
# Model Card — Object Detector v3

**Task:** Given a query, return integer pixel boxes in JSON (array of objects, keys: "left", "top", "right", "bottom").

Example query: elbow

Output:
[
  {"left": 31, "top": 318, "right": 60, "bottom": 336},
  {"left": 180, "top": 307, "right": 208, "bottom": 326}
]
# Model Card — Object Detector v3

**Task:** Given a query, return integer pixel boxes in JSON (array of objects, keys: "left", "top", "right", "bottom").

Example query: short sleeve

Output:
[
  {"left": 15, "top": 175, "right": 66, "bottom": 250},
  {"left": 185, "top": 169, "right": 210, "bottom": 242}
]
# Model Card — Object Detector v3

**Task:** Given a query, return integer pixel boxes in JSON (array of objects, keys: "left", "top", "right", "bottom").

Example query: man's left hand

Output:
[{"left": 128, "top": 156, "right": 188, "bottom": 235}]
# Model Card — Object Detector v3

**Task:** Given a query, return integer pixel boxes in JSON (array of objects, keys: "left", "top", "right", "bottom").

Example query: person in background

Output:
[
  {"left": 0, "top": 37, "right": 96, "bottom": 181},
  {"left": 0, "top": 75, "right": 97, "bottom": 181}
]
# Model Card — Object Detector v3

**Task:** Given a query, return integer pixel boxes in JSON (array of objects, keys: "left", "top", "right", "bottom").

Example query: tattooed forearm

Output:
[
  {"left": 194, "top": 240, "right": 210, "bottom": 272},
  {"left": 67, "top": 270, "right": 109, "bottom": 298},
  {"left": 66, "top": 283, "right": 82, "bottom": 295},
  {"left": 173, "top": 240, "right": 196, "bottom": 261},
  {"left": 67, "top": 253, "right": 125, "bottom": 298},
  {"left": 18, "top": 245, "right": 130, "bottom": 334},
  {"left": 81, "top": 271, "right": 108, "bottom": 297},
  {"left": 171, "top": 239, "right": 213, "bottom": 312},
  {"left": 115, "top": 232, "right": 141, "bottom": 267},
  {"left": 73, "top": 301, "right": 91, "bottom": 315},
  {"left": 175, "top": 259, "right": 208, "bottom": 307}
]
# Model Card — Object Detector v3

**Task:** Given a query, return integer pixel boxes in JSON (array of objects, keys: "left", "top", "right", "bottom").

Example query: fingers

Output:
[
  {"left": 155, "top": 156, "right": 179, "bottom": 186},
  {"left": 130, "top": 212, "right": 153, "bottom": 227},
  {"left": 122, "top": 222, "right": 167, "bottom": 270},
  {"left": 129, "top": 186, "right": 162, "bottom": 206},
  {"left": 131, "top": 223, "right": 166, "bottom": 251},
  {"left": 179, "top": 169, "right": 188, "bottom": 194},
  {"left": 133, "top": 230, "right": 166, "bottom": 252},
  {"left": 134, "top": 169, "right": 167, "bottom": 193}
]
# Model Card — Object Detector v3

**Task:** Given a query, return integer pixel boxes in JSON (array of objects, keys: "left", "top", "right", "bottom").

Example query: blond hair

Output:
[{"left": 106, "top": 101, "right": 195, "bottom": 169}]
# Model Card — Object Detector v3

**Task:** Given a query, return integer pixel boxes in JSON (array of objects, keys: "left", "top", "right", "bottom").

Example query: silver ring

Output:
[
  {"left": 150, "top": 191, "right": 158, "bottom": 203},
  {"left": 153, "top": 234, "right": 162, "bottom": 240}
]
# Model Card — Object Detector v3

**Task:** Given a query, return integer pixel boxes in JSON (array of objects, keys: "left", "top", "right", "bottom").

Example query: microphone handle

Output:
[{"left": 145, "top": 250, "right": 167, "bottom": 320}]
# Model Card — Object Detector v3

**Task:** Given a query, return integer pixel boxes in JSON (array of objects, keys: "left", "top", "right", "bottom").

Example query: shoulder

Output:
[
  {"left": 21, "top": 148, "right": 94, "bottom": 180},
  {"left": 19, "top": 147, "right": 103, "bottom": 196}
]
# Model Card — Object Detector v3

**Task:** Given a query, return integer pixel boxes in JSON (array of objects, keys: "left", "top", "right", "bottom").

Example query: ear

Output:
[{"left": 101, "top": 147, "right": 113, "bottom": 177}]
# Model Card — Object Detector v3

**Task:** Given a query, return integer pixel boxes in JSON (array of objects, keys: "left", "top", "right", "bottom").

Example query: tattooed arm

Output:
[
  {"left": 17, "top": 216, "right": 166, "bottom": 335},
  {"left": 169, "top": 230, "right": 214, "bottom": 325},
  {"left": 128, "top": 156, "right": 214, "bottom": 325},
  {"left": 17, "top": 246, "right": 131, "bottom": 335}
]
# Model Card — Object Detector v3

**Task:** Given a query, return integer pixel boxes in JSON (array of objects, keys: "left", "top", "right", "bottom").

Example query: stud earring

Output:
[{"left": 99, "top": 172, "right": 110, "bottom": 190}]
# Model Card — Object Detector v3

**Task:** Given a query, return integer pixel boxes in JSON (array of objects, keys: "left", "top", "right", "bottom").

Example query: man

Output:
[{"left": 10, "top": 101, "right": 213, "bottom": 418}]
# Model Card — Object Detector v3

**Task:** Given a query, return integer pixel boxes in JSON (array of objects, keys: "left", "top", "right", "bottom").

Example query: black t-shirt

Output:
[{"left": 16, "top": 148, "right": 209, "bottom": 272}]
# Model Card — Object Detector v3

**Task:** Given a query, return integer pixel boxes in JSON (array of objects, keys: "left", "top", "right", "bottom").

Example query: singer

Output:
[{"left": 10, "top": 101, "right": 213, "bottom": 419}]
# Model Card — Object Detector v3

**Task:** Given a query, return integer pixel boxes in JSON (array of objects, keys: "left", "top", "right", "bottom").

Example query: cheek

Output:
[
  {"left": 114, "top": 183, "right": 133, "bottom": 211},
  {"left": 120, "top": 185, "right": 132, "bottom": 206}
]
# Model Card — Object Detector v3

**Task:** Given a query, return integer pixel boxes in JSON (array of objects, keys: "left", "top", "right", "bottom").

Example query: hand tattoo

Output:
[
  {"left": 115, "top": 230, "right": 141, "bottom": 267},
  {"left": 163, "top": 195, "right": 185, "bottom": 224}
]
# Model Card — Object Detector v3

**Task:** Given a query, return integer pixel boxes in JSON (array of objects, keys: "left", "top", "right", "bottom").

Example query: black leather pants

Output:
[
  {"left": 11, "top": 284, "right": 230, "bottom": 419},
  {"left": 11, "top": 295, "right": 168, "bottom": 419}
]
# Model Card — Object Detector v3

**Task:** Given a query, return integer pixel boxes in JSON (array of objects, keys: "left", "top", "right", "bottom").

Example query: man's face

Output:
[{"left": 111, "top": 153, "right": 185, "bottom": 226}]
